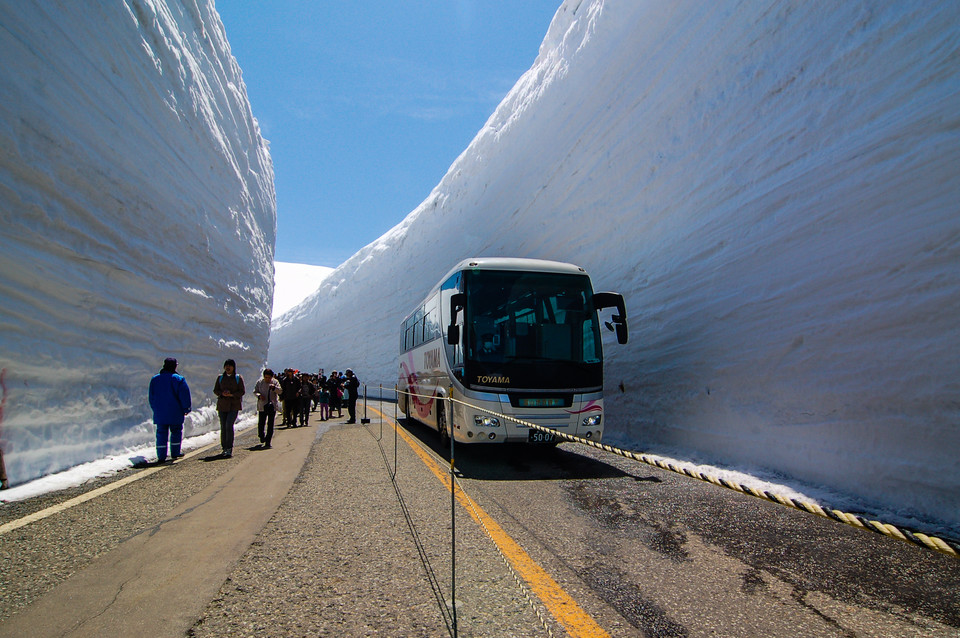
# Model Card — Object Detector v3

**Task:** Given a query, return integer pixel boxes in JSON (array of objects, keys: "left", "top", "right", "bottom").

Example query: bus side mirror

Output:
[
  {"left": 447, "top": 293, "right": 465, "bottom": 345},
  {"left": 593, "top": 292, "right": 628, "bottom": 344}
]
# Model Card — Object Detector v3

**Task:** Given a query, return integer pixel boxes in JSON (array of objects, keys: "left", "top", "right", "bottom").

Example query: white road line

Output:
[{"left": 0, "top": 441, "right": 220, "bottom": 536}]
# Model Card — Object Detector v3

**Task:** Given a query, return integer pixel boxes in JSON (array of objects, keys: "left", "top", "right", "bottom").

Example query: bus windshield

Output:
[{"left": 462, "top": 270, "right": 603, "bottom": 391}]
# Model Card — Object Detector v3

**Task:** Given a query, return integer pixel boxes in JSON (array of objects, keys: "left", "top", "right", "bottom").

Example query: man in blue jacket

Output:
[{"left": 149, "top": 357, "right": 192, "bottom": 463}]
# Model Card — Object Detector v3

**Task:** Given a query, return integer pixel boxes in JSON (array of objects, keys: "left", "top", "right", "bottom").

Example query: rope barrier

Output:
[
  {"left": 362, "top": 390, "right": 456, "bottom": 637},
  {"left": 453, "top": 476, "right": 558, "bottom": 638},
  {"left": 446, "top": 393, "right": 459, "bottom": 638},
  {"left": 394, "top": 387, "right": 959, "bottom": 560},
  {"left": 385, "top": 388, "right": 557, "bottom": 637}
]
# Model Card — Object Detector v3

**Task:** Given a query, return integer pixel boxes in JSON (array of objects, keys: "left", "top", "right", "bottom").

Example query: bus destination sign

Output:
[{"left": 518, "top": 397, "right": 566, "bottom": 408}]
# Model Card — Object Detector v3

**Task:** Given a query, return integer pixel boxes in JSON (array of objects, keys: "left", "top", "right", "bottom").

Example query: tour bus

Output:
[{"left": 398, "top": 257, "right": 628, "bottom": 446}]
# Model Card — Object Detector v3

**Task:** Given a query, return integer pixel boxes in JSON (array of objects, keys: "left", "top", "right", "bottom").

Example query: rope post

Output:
[
  {"left": 0, "top": 368, "right": 8, "bottom": 490},
  {"left": 361, "top": 383, "right": 370, "bottom": 424},
  {"left": 393, "top": 385, "right": 399, "bottom": 479},
  {"left": 447, "top": 387, "right": 457, "bottom": 637}
]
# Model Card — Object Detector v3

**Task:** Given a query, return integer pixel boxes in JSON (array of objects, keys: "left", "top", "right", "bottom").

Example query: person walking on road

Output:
[
  {"left": 148, "top": 357, "right": 192, "bottom": 463},
  {"left": 253, "top": 368, "right": 281, "bottom": 449},
  {"left": 311, "top": 373, "right": 321, "bottom": 411},
  {"left": 280, "top": 369, "right": 302, "bottom": 427},
  {"left": 214, "top": 359, "right": 245, "bottom": 458},
  {"left": 343, "top": 369, "right": 361, "bottom": 424},
  {"left": 327, "top": 371, "right": 343, "bottom": 419},
  {"left": 317, "top": 374, "right": 330, "bottom": 421},
  {"left": 298, "top": 373, "right": 315, "bottom": 426}
]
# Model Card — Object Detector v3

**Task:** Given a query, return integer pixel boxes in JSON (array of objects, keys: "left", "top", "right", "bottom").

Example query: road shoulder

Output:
[{"left": 0, "top": 423, "right": 318, "bottom": 638}]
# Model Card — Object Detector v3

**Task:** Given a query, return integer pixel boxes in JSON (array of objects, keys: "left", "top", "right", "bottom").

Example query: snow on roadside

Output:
[
  {"left": 269, "top": 0, "right": 960, "bottom": 533},
  {"left": 0, "top": 0, "right": 275, "bottom": 487}
]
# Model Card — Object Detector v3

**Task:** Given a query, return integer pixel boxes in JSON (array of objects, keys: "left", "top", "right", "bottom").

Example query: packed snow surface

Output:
[
  {"left": 0, "top": 1, "right": 276, "bottom": 485},
  {"left": 271, "top": 0, "right": 960, "bottom": 531},
  {"left": 272, "top": 262, "right": 333, "bottom": 319}
]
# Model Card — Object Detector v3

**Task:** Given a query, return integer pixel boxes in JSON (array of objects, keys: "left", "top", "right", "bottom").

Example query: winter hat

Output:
[{"left": 162, "top": 357, "right": 178, "bottom": 372}]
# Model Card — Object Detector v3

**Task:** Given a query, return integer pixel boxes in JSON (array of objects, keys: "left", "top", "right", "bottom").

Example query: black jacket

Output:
[
  {"left": 280, "top": 375, "right": 302, "bottom": 401},
  {"left": 342, "top": 375, "right": 360, "bottom": 401}
]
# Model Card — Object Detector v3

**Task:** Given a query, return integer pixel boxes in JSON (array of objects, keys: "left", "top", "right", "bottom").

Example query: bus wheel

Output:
[{"left": 437, "top": 403, "right": 450, "bottom": 449}]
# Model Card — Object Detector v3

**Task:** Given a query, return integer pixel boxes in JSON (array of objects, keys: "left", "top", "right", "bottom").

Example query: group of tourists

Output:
[
  {"left": 148, "top": 358, "right": 362, "bottom": 463},
  {"left": 275, "top": 369, "right": 360, "bottom": 427}
]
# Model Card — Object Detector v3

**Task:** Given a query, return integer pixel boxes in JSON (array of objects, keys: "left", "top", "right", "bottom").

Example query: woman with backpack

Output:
[{"left": 213, "top": 359, "right": 245, "bottom": 458}]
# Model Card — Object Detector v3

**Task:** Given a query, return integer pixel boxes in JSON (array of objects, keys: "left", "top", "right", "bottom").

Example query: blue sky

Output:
[{"left": 216, "top": 1, "right": 562, "bottom": 268}]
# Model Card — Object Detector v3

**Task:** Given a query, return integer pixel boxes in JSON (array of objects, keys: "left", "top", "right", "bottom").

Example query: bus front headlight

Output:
[
  {"left": 582, "top": 415, "right": 602, "bottom": 427},
  {"left": 474, "top": 415, "right": 501, "bottom": 428}
]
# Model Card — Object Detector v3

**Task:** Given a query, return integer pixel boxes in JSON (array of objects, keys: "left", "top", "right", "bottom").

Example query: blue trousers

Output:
[{"left": 156, "top": 423, "right": 183, "bottom": 461}]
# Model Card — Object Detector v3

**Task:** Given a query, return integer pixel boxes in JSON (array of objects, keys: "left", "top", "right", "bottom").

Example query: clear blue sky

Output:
[{"left": 216, "top": 1, "right": 562, "bottom": 268}]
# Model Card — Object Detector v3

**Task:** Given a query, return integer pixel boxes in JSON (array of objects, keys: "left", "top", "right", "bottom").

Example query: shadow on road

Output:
[
  {"left": 129, "top": 455, "right": 151, "bottom": 468},
  {"left": 395, "top": 417, "right": 661, "bottom": 483}
]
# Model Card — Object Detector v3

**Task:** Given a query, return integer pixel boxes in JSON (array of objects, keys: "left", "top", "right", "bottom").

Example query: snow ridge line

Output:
[{"left": 440, "top": 395, "right": 960, "bottom": 560}]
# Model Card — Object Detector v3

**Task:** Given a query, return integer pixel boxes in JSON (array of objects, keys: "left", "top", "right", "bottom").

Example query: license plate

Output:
[{"left": 528, "top": 429, "right": 556, "bottom": 444}]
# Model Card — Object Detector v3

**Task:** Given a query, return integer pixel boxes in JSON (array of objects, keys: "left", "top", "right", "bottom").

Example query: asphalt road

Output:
[
  {"left": 445, "top": 429, "right": 960, "bottom": 637},
  {"left": 0, "top": 405, "right": 957, "bottom": 637}
]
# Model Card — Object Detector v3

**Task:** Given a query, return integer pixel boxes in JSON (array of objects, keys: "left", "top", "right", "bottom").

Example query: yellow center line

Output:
[{"left": 370, "top": 406, "right": 611, "bottom": 638}]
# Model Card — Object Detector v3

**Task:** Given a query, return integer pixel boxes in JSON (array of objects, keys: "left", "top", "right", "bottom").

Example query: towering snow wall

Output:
[
  {"left": 271, "top": 0, "right": 960, "bottom": 529},
  {"left": 0, "top": 1, "right": 276, "bottom": 484}
]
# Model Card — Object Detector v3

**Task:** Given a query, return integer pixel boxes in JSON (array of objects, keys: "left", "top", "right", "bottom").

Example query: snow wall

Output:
[
  {"left": 271, "top": 0, "right": 960, "bottom": 530},
  {"left": 0, "top": 1, "right": 276, "bottom": 484}
]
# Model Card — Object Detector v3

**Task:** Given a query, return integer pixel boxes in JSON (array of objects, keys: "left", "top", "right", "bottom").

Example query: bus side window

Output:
[
  {"left": 405, "top": 320, "right": 415, "bottom": 351},
  {"left": 441, "top": 273, "right": 463, "bottom": 369},
  {"left": 424, "top": 295, "right": 440, "bottom": 341}
]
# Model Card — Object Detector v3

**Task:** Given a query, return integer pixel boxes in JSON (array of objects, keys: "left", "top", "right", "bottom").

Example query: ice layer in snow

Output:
[
  {"left": 0, "top": 0, "right": 276, "bottom": 485},
  {"left": 270, "top": 0, "right": 960, "bottom": 530}
]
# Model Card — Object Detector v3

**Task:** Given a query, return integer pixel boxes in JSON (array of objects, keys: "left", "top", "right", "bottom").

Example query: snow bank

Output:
[
  {"left": 0, "top": 1, "right": 276, "bottom": 485},
  {"left": 270, "top": 0, "right": 960, "bottom": 530}
]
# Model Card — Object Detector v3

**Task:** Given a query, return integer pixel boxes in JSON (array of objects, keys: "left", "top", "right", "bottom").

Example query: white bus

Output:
[{"left": 398, "top": 257, "right": 628, "bottom": 446}]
